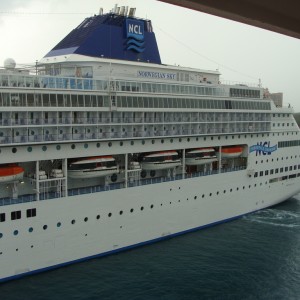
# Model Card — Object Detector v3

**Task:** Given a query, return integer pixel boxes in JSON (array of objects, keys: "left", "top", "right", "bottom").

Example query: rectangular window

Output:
[
  {"left": 265, "top": 170, "right": 269, "bottom": 175},
  {"left": 26, "top": 208, "right": 36, "bottom": 218},
  {"left": 0, "top": 213, "right": 5, "bottom": 222},
  {"left": 270, "top": 169, "right": 274, "bottom": 175},
  {"left": 260, "top": 171, "right": 263, "bottom": 176},
  {"left": 280, "top": 168, "right": 283, "bottom": 173},
  {"left": 11, "top": 210, "right": 21, "bottom": 220}
]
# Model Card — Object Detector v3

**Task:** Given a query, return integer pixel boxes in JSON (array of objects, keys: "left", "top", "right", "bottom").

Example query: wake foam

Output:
[{"left": 244, "top": 208, "right": 300, "bottom": 228}]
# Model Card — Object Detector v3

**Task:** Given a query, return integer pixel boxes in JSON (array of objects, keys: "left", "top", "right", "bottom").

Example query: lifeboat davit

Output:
[
  {"left": 217, "top": 146, "right": 243, "bottom": 158},
  {"left": 68, "top": 156, "right": 119, "bottom": 179},
  {"left": 141, "top": 151, "right": 181, "bottom": 170},
  {"left": 185, "top": 148, "right": 218, "bottom": 165},
  {"left": 0, "top": 164, "right": 24, "bottom": 183}
]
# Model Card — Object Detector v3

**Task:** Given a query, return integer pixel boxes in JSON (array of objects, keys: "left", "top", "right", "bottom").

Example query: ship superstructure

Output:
[{"left": 0, "top": 5, "right": 299, "bottom": 282}]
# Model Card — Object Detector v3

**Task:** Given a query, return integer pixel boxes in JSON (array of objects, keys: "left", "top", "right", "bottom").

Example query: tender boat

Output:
[
  {"left": 217, "top": 146, "right": 244, "bottom": 158},
  {"left": 0, "top": 164, "right": 24, "bottom": 183},
  {"left": 185, "top": 148, "right": 218, "bottom": 165},
  {"left": 141, "top": 151, "right": 181, "bottom": 170},
  {"left": 68, "top": 156, "right": 119, "bottom": 179}
]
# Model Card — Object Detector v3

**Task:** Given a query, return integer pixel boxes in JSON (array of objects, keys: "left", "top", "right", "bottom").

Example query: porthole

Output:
[
  {"left": 28, "top": 227, "right": 33, "bottom": 233},
  {"left": 142, "top": 140, "right": 145, "bottom": 145},
  {"left": 161, "top": 139, "right": 164, "bottom": 144},
  {"left": 42, "top": 146, "right": 47, "bottom": 151},
  {"left": 27, "top": 146, "right": 32, "bottom": 152},
  {"left": 194, "top": 196, "right": 197, "bottom": 200},
  {"left": 13, "top": 230, "right": 18, "bottom": 236},
  {"left": 130, "top": 209, "right": 134, "bottom": 213},
  {"left": 84, "top": 143, "right": 88, "bottom": 149},
  {"left": 152, "top": 140, "right": 155, "bottom": 144},
  {"left": 108, "top": 142, "right": 112, "bottom": 147},
  {"left": 120, "top": 141, "right": 123, "bottom": 146},
  {"left": 187, "top": 138, "right": 190, "bottom": 142},
  {"left": 140, "top": 206, "right": 144, "bottom": 211},
  {"left": 56, "top": 145, "right": 61, "bottom": 150},
  {"left": 71, "top": 144, "right": 76, "bottom": 150},
  {"left": 96, "top": 143, "right": 100, "bottom": 148},
  {"left": 119, "top": 211, "right": 123, "bottom": 215},
  {"left": 170, "top": 139, "right": 173, "bottom": 143},
  {"left": 96, "top": 215, "right": 100, "bottom": 220},
  {"left": 150, "top": 205, "right": 154, "bottom": 209},
  {"left": 84, "top": 217, "right": 88, "bottom": 222},
  {"left": 43, "top": 225, "right": 48, "bottom": 230},
  {"left": 57, "top": 222, "right": 61, "bottom": 227},
  {"left": 12, "top": 147, "right": 17, "bottom": 153},
  {"left": 0, "top": 233, "right": 3, "bottom": 238},
  {"left": 131, "top": 141, "right": 134, "bottom": 145},
  {"left": 108, "top": 213, "right": 112, "bottom": 217},
  {"left": 71, "top": 219, "right": 76, "bottom": 224}
]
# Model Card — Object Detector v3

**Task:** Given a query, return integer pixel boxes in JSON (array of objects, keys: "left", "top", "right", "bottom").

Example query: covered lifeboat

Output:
[
  {"left": 185, "top": 148, "right": 218, "bottom": 165},
  {"left": 217, "top": 145, "right": 244, "bottom": 158},
  {"left": 141, "top": 151, "right": 181, "bottom": 170},
  {"left": 0, "top": 164, "right": 24, "bottom": 183},
  {"left": 68, "top": 156, "right": 119, "bottom": 179}
]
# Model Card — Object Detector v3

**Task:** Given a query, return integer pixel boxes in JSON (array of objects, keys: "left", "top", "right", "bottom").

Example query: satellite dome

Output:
[{"left": 4, "top": 58, "right": 16, "bottom": 69}]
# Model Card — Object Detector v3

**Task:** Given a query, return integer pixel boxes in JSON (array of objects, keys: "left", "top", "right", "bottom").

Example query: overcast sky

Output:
[{"left": 1, "top": 0, "right": 300, "bottom": 111}]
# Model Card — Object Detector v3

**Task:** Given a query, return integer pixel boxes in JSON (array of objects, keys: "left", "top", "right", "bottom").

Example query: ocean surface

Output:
[{"left": 1, "top": 194, "right": 300, "bottom": 300}]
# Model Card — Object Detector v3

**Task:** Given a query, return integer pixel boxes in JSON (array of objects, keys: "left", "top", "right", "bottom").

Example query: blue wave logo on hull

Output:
[
  {"left": 249, "top": 141, "right": 277, "bottom": 156},
  {"left": 125, "top": 19, "right": 145, "bottom": 53}
]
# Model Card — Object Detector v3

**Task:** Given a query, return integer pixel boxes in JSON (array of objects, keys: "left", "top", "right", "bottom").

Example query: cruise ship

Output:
[{"left": 0, "top": 5, "right": 300, "bottom": 282}]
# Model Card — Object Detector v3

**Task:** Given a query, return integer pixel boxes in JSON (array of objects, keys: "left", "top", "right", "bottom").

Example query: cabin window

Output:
[
  {"left": 0, "top": 213, "right": 5, "bottom": 222},
  {"left": 26, "top": 208, "right": 36, "bottom": 218},
  {"left": 11, "top": 210, "right": 21, "bottom": 220}
]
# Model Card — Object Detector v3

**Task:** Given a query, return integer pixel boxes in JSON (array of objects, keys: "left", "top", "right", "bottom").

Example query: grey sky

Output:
[{"left": 1, "top": 0, "right": 300, "bottom": 111}]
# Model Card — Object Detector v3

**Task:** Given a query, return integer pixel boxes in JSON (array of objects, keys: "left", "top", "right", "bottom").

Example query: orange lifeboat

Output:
[
  {"left": 141, "top": 151, "right": 181, "bottom": 170},
  {"left": 0, "top": 164, "right": 24, "bottom": 183},
  {"left": 218, "top": 146, "right": 243, "bottom": 158},
  {"left": 68, "top": 156, "right": 119, "bottom": 179}
]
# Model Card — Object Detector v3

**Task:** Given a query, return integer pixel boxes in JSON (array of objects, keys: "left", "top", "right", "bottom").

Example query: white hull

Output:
[
  {"left": 0, "top": 169, "right": 299, "bottom": 282},
  {"left": 141, "top": 161, "right": 181, "bottom": 170},
  {"left": 185, "top": 157, "right": 218, "bottom": 165},
  {"left": 0, "top": 172, "right": 24, "bottom": 183},
  {"left": 217, "top": 152, "right": 242, "bottom": 158},
  {"left": 68, "top": 167, "right": 119, "bottom": 179}
]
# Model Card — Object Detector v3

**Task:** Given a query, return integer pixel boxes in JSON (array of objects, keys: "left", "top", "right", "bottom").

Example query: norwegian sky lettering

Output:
[{"left": 137, "top": 70, "right": 176, "bottom": 80}]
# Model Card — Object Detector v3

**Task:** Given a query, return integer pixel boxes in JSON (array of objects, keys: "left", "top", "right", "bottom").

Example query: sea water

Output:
[{"left": 1, "top": 195, "right": 299, "bottom": 300}]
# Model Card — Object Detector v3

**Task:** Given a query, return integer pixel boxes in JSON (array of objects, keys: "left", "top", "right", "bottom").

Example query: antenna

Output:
[
  {"left": 99, "top": 8, "right": 103, "bottom": 15},
  {"left": 124, "top": 6, "right": 129, "bottom": 16},
  {"left": 116, "top": 6, "right": 120, "bottom": 14},
  {"left": 120, "top": 6, "right": 125, "bottom": 15},
  {"left": 113, "top": 4, "right": 118, "bottom": 13},
  {"left": 129, "top": 8, "right": 136, "bottom": 17}
]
